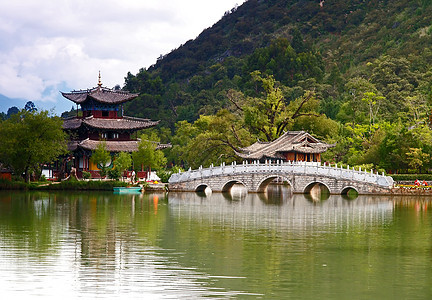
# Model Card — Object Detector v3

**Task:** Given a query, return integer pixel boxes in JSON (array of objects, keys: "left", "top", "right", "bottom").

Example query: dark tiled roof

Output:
[
  {"left": 63, "top": 116, "right": 159, "bottom": 130},
  {"left": 67, "top": 141, "right": 79, "bottom": 151},
  {"left": 63, "top": 117, "right": 83, "bottom": 130},
  {"left": 0, "top": 163, "right": 12, "bottom": 173},
  {"left": 68, "top": 139, "right": 171, "bottom": 153},
  {"left": 61, "top": 87, "right": 138, "bottom": 104},
  {"left": 79, "top": 139, "right": 140, "bottom": 152},
  {"left": 236, "top": 131, "right": 335, "bottom": 160}
]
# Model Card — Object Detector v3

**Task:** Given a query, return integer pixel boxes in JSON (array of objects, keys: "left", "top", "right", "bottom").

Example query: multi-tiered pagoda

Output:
[{"left": 62, "top": 74, "right": 160, "bottom": 178}]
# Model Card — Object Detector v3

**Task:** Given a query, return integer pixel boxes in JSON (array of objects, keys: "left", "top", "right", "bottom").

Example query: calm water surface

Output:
[{"left": 0, "top": 188, "right": 432, "bottom": 299}]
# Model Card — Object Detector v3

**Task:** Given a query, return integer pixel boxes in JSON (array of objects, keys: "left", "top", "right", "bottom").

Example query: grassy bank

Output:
[
  {"left": 0, "top": 179, "right": 131, "bottom": 191},
  {"left": 390, "top": 174, "right": 432, "bottom": 181}
]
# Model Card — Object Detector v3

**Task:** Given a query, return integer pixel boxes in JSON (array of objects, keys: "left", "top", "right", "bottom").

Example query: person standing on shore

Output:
[{"left": 131, "top": 170, "right": 136, "bottom": 184}]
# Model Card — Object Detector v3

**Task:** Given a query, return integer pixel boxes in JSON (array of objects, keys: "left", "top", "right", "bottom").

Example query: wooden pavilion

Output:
[
  {"left": 235, "top": 131, "right": 335, "bottom": 163},
  {"left": 61, "top": 74, "right": 167, "bottom": 178}
]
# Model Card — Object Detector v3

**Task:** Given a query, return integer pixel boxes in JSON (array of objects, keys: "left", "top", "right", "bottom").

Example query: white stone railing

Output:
[{"left": 168, "top": 160, "right": 394, "bottom": 188}]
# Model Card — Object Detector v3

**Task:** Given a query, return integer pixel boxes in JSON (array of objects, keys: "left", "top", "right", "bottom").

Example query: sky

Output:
[{"left": 0, "top": 0, "right": 245, "bottom": 115}]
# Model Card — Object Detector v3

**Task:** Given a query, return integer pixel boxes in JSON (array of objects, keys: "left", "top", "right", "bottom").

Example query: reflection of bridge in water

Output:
[
  {"left": 167, "top": 190, "right": 395, "bottom": 229},
  {"left": 168, "top": 161, "right": 394, "bottom": 195}
]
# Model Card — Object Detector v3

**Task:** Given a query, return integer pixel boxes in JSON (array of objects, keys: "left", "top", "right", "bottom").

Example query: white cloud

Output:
[{"left": 0, "top": 0, "right": 244, "bottom": 113}]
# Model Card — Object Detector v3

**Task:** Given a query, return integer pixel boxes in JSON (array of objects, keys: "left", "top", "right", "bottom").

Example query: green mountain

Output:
[
  {"left": 121, "top": 0, "right": 432, "bottom": 171},
  {"left": 124, "top": 0, "right": 432, "bottom": 125}
]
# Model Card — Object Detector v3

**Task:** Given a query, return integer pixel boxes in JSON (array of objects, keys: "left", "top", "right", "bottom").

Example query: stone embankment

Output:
[{"left": 390, "top": 185, "right": 432, "bottom": 195}]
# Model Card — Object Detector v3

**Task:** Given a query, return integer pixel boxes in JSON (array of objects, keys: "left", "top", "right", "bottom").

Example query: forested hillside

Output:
[{"left": 120, "top": 0, "right": 432, "bottom": 173}]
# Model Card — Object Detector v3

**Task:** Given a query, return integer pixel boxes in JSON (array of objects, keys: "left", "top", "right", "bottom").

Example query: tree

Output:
[
  {"left": 6, "top": 106, "right": 19, "bottom": 118},
  {"left": 132, "top": 133, "right": 167, "bottom": 178},
  {"left": 405, "top": 94, "right": 428, "bottom": 125},
  {"left": 244, "top": 38, "right": 323, "bottom": 86},
  {"left": 406, "top": 147, "right": 430, "bottom": 173},
  {"left": 114, "top": 152, "right": 132, "bottom": 180},
  {"left": 0, "top": 110, "right": 68, "bottom": 182},
  {"left": 90, "top": 141, "right": 111, "bottom": 178},
  {"left": 361, "top": 91, "right": 385, "bottom": 132},
  {"left": 337, "top": 77, "right": 378, "bottom": 125},
  {"left": 228, "top": 72, "right": 321, "bottom": 141},
  {"left": 24, "top": 101, "right": 37, "bottom": 112},
  {"left": 171, "top": 109, "right": 253, "bottom": 169},
  {"left": 369, "top": 56, "right": 419, "bottom": 119}
]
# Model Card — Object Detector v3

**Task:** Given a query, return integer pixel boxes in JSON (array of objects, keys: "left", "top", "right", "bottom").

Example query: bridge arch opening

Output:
[
  {"left": 341, "top": 186, "right": 359, "bottom": 199},
  {"left": 195, "top": 184, "right": 212, "bottom": 195},
  {"left": 304, "top": 182, "right": 331, "bottom": 201},
  {"left": 257, "top": 176, "right": 292, "bottom": 193},
  {"left": 221, "top": 180, "right": 247, "bottom": 193},
  {"left": 257, "top": 176, "right": 292, "bottom": 203},
  {"left": 222, "top": 181, "right": 247, "bottom": 201}
]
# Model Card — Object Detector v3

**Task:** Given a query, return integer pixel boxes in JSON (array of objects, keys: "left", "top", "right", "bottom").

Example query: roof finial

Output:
[{"left": 98, "top": 71, "right": 102, "bottom": 88}]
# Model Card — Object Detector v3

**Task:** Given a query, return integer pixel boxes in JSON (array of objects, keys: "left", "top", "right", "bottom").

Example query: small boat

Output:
[{"left": 113, "top": 186, "right": 143, "bottom": 194}]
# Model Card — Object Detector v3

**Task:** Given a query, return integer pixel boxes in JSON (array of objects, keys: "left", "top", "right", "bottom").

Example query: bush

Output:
[
  {"left": 0, "top": 179, "right": 28, "bottom": 190},
  {"left": 391, "top": 174, "right": 432, "bottom": 182},
  {"left": 156, "top": 166, "right": 185, "bottom": 183},
  {"left": 0, "top": 179, "right": 131, "bottom": 191},
  {"left": 107, "top": 168, "right": 121, "bottom": 180},
  {"left": 41, "top": 180, "right": 128, "bottom": 190},
  {"left": 12, "top": 175, "right": 24, "bottom": 182},
  {"left": 156, "top": 166, "right": 186, "bottom": 183},
  {"left": 156, "top": 169, "right": 171, "bottom": 183},
  {"left": 82, "top": 171, "right": 91, "bottom": 179}
]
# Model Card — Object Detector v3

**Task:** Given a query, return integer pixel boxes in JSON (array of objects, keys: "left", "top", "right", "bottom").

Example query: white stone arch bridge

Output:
[{"left": 168, "top": 161, "right": 394, "bottom": 195}]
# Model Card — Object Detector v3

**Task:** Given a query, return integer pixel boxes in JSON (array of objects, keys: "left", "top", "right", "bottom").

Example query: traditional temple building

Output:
[
  {"left": 0, "top": 163, "right": 12, "bottom": 181},
  {"left": 61, "top": 74, "right": 162, "bottom": 178},
  {"left": 236, "top": 131, "right": 335, "bottom": 163}
]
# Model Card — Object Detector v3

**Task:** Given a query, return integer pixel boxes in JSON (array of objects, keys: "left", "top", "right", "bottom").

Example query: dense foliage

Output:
[
  {"left": 132, "top": 133, "right": 167, "bottom": 172},
  {"left": 0, "top": 110, "right": 68, "bottom": 182}
]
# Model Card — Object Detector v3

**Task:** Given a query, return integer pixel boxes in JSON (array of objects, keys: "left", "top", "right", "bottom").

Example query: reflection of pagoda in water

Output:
[{"left": 61, "top": 73, "right": 161, "bottom": 178}]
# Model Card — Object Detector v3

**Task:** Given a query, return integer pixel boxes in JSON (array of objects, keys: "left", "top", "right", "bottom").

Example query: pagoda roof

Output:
[
  {"left": 236, "top": 131, "right": 335, "bottom": 160},
  {"left": 68, "top": 139, "right": 171, "bottom": 153},
  {"left": 63, "top": 116, "right": 159, "bottom": 131},
  {"left": 61, "top": 86, "right": 138, "bottom": 105}
]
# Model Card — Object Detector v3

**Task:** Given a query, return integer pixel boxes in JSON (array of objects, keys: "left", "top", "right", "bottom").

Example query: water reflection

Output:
[
  {"left": 304, "top": 191, "right": 330, "bottom": 203},
  {"left": 168, "top": 191, "right": 395, "bottom": 231},
  {"left": 1, "top": 191, "right": 432, "bottom": 298}
]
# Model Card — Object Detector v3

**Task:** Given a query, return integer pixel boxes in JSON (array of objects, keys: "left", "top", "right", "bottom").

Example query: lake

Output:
[{"left": 0, "top": 188, "right": 431, "bottom": 299}]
